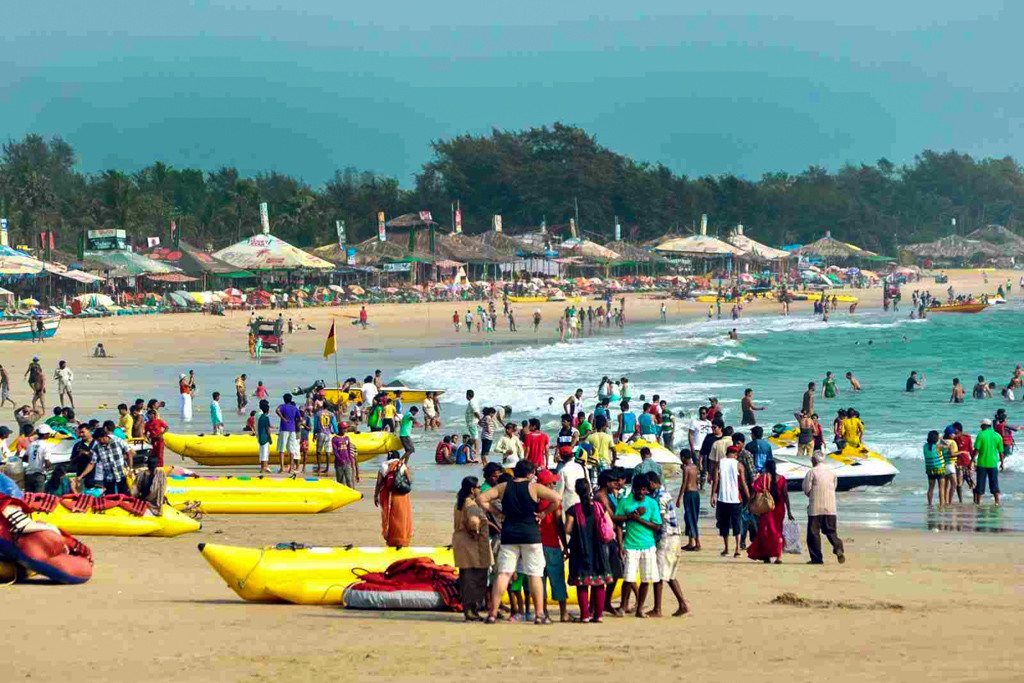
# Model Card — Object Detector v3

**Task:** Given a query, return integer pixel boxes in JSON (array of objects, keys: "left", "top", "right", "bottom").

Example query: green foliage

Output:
[{"left": 1, "top": 126, "right": 1022, "bottom": 253}]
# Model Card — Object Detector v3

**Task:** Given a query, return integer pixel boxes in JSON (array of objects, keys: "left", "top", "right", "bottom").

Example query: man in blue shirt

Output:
[
  {"left": 745, "top": 425, "right": 774, "bottom": 472},
  {"left": 256, "top": 400, "right": 273, "bottom": 474}
]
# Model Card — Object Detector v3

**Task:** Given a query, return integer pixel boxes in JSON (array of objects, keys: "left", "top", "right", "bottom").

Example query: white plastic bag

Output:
[{"left": 783, "top": 518, "right": 802, "bottom": 555}]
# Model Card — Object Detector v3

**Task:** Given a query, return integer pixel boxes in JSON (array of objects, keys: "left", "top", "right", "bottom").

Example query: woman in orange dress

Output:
[{"left": 375, "top": 453, "right": 413, "bottom": 547}]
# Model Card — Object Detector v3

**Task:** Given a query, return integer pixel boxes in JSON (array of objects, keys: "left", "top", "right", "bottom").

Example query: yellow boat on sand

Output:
[
  {"left": 199, "top": 542, "right": 618, "bottom": 605},
  {"left": 507, "top": 296, "right": 548, "bottom": 303},
  {"left": 32, "top": 504, "right": 200, "bottom": 537},
  {"left": 165, "top": 474, "right": 361, "bottom": 514},
  {"left": 163, "top": 432, "right": 400, "bottom": 467},
  {"left": 613, "top": 439, "right": 679, "bottom": 468}
]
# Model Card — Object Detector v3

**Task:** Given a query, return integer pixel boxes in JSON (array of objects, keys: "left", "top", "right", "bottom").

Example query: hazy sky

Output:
[{"left": 2, "top": 2, "right": 1019, "bottom": 184}]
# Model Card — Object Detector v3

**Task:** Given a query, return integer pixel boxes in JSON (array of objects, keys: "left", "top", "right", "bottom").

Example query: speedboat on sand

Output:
[{"left": 768, "top": 428, "right": 899, "bottom": 492}]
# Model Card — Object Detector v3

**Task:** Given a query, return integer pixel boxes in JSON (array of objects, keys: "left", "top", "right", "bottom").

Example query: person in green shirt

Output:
[
  {"left": 821, "top": 371, "right": 839, "bottom": 399},
  {"left": 576, "top": 412, "right": 592, "bottom": 440},
  {"left": 399, "top": 406, "right": 420, "bottom": 458},
  {"left": 615, "top": 471, "right": 662, "bottom": 617},
  {"left": 973, "top": 419, "right": 1004, "bottom": 505}
]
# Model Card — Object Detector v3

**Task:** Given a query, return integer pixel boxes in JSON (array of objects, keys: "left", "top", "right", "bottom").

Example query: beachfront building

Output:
[
  {"left": 654, "top": 222, "right": 745, "bottom": 274},
  {"left": 144, "top": 241, "right": 253, "bottom": 289},
  {"left": 900, "top": 234, "right": 1003, "bottom": 268}
]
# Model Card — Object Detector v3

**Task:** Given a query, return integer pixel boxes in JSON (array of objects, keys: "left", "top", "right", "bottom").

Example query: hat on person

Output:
[
  {"left": 338, "top": 421, "right": 350, "bottom": 431},
  {"left": 943, "top": 426, "right": 956, "bottom": 438},
  {"left": 536, "top": 469, "right": 560, "bottom": 486},
  {"left": 179, "top": 373, "right": 187, "bottom": 379},
  {"left": 981, "top": 418, "right": 992, "bottom": 426},
  {"left": 32, "top": 356, "right": 39, "bottom": 361},
  {"left": 35, "top": 424, "right": 53, "bottom": 436}
]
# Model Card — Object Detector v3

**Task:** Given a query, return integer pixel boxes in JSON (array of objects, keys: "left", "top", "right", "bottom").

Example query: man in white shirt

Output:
[
  {"left": 54, "top": 360, "right": 75, "bottom": 408},
  {"left": 555, "top": 448, "right": 588, "bottom": 510},
  {"left": 23, "top": 423, "right": 54, "bottom": 492},
  {"left": 465, "top": 389, "right": 482, "bottom": 456},
  {"left": 688, "top": 406, "right": 712, "bottom": 454},
  {"left": 494, "top": 422, "right": 524, "bottom": 468},
  {"left": 360, "top": 376, "right": 377, "bottom": 406}
]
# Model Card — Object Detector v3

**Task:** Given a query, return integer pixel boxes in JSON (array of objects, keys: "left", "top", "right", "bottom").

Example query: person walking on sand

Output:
[
  {"left": 25, "top": 357, "right": 45, "bottom": 412},
  {"left": 358, "top": 305, "right": 368, "bottom": 329},
  {"left": 803, "top": 451, "right": 846, "bottom": 565},
  {"left": 0, "top": 364, "right": 14, "bottom": 409},
  {"left": 53, "top": 360, "right": 74, "bottom": 409},
  {"left": 615, "top": 472, "right": 662, "bottom": 618},
  {"left": 746, "top": 460, "right": 793, "bottom": 564},
  {"left": 375, "top": 451, "right": 413, "bottom": 547},
  {"left": 178, "top": 373, "right": 193, "bottom": 422},
  {"left": 452, "top": 476, "right": 492, "bottom": 621},
  {"left": 275, "top": 393, "right": 301, "bottom": 473},
  {"left": 647, "top": 472, "right": 689, "bottom": 616},
  {"left": 676, "top": 450, "right": 701, "bottom": 551},
  {"left": 564, "top": 477, "right": 613, "bottom": 623},
  {"left": 711, "top": 444, "right": 749, "bottom": 557},
  {"left": 235, "top": 374, "right": 248, "bottom": 414}
]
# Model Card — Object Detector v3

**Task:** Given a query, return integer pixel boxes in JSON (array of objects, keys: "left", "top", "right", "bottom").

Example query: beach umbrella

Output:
[
  {"left": 346, "top": 285, "right": 365, "bottom": 295},
  {"left": 223, "top": 287, "right": 243, "bottom": 296},
  {"left": 73, "top": 293, "right": 115, "bottom": 308},
  {"left": 328, "top": 284, "right": 345, "bottom": 293},
  {"left": 19, "top": 298, "right": 40, "bottom": 307}
]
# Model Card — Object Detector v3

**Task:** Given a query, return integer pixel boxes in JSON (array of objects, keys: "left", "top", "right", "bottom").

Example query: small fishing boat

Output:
[
  {"left": 507, "top": 295, "right": 548, "bottom": 303},
  {"left": 929, "top": 303, "right": 989, "bottom": 314},
  {"left": 0, "top": 315, "right": 60, "bottom": 341}
]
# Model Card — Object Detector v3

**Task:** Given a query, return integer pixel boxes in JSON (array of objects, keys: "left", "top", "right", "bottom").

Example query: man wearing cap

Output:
[
  {"left": 802, "top": 451, "right": 846, "bottom": 565},
  {"left": 25, "top": 356, "right": 45, "bottom": 412},
  {"left": 22, "top": 424, "right": 53, "bottom": 492},
  {"left": 973, "top": 418, "right": 1004, "bottom": 505}
]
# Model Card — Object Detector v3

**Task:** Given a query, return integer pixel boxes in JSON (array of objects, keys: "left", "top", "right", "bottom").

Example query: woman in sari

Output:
[
  {"left": 452, "top": 476, "right": 492, "bottom": 620},
  {"left": 375, "top": 453, "right": 413, "bottom": 547},
  {"left": 746, "top": 460, "right": 793, "bottom": 564}
]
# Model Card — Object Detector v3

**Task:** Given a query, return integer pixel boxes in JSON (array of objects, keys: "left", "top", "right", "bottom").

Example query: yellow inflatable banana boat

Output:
[
  {"left": 323, "top": 387, "right": 444, "bottom": 405},
  {"left": 199, "top": 542, "right": 619, "bottom": 606},
  {"left": 613, "top": 439, "right": 680, "bottom": 467},
  {"left": 199, "top": 542, "right": 455, "bottom": 603},
  {"left": 165, "top": 474, "right": 361, "bottom": 514},
  {"left": 32, "top": 504, "right": 200, "bottom": 537},
  {"left": 163, "top": 432, "right": 400, "bottom": 467}
]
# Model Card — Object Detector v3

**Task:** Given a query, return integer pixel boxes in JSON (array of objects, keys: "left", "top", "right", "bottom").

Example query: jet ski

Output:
[{"left": 768, "top": 426, "right": 899, "bottom": 491}]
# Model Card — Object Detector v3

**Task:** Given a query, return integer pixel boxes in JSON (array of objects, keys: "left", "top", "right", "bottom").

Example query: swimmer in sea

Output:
[
  {"left": 728, "top": 328, "right": 738, "bottom": 341},
  {"left": 973, "top": 375, "right": 990, "bottom": 399},
  {"left": 845, "top": 371, "right": 861, "bottom": 391},
  {"left": 905, "top": 371, "right": 924, "bottom": 393},
  {"left": 950, "top": 378, "right": 965, "bottom": 403}
]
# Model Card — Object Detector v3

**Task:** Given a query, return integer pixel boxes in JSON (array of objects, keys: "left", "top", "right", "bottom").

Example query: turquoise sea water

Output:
[
  {"left": 397, "top": 304, "right": 1024, "bottom": 532},
  {"left": 159, "top": 303, "right": 1024, "bottom": 532}
]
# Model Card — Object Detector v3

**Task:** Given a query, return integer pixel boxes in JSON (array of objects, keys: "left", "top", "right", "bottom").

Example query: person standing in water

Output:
[
  {"left": 740, "top": 388, "right": 764, "bottom": 426},
  {"left": 845, "top": 371, "right": 861, "bottom": 392},
  {"left": 821, "top": 372, "right": 839, "bottom": 400},
  {"left": 950, "top": 378, "right": 966, "bottom": 403},
  {"left": 906, "top": 371, "right": 924, "bottom": 393}
]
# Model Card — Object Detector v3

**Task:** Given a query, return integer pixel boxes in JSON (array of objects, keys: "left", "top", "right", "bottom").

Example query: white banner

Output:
[
  {"left": 492, "top": 214, "right": 502, "bottom": 233},
  {"left": 259, "top": 202, "right": 270, "bottom": 234},
  {"left": 147, "top": 236, "right": 161, "bottom": 248},
  {"left": 0, "top": 218, "right": 7, "bottom": 247},
  {"left": 336, "top": 220, "right": 346, "bottom": 247},
  {"left": 614, "top": 218, "right": 621, "bottom": 242}
]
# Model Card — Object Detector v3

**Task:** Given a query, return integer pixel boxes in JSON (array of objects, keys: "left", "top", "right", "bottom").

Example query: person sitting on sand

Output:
[{"left": 92, "top": 343, "right": 107, "bottom": 358}]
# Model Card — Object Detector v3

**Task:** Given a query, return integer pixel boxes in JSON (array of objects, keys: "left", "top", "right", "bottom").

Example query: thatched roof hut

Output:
[
  {"left": 438, "top": 233, "right": 507, "bottom": 263},
  {"left": 606, "top": 240, "right": 668, "bottom": 263},
  {"left": 560, "top": 238, "right": 621, "bottom": 262},
  {"left": 477, "top": 229, "right": 543, "bottom": 257},
  {"left": 966, "top": 225, "right": 1024, "bottom": 256},
  {"left": 795, "top": 232, "right": 876, "bottom": 259},
  {"left": 725, "top": 226, "right": 790, "bottom": 261},
  {"left": 902, "top": 234, "right": 1003, "bottom": 260}
]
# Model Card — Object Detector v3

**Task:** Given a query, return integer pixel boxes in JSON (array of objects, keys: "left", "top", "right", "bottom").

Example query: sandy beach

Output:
[{"left": 4, "top": 267, "right": 1024, "bottom": 682}]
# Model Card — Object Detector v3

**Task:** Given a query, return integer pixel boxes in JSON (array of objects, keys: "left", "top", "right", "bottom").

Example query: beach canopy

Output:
[
  {"left": 901, "top": 234, "right": 1003, "bottom": 260},
  {"left": 144, "top": 241, "right": 253, "bottom": 277},
  {"left": 795, "top": 233, "right": 876, "bottom": 259},
  {"left": 83, "top": 250, "right": 182, "bottom": 277},
  {"left": 655, "top": 234, "right": 744, "bottom": 257},
  {"left": 73, "top": 293, "right": 115, "bottom": 308},
  {"left": 726, "top": 226, "right": 790, "bottom": 261},
  {"left": 213, "top": 234, "right": 334, "bottom": 271},
  {"left": 0, "top": 245, "right": 46, "bottom": 276}
]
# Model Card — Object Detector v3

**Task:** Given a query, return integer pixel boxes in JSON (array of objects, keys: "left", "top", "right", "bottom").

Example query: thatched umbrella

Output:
[
  {"left": 725, "top": 226, "right": 790, "bottom": 261},
  {"left": 795, "top": 232, "right": 876, "bottom": 259},
  {"left": 902, "top": 234, "right": 1003, "bottom": 260},
  {"left": 966, "top": 225, "right": 1024, "bottom": 256}
]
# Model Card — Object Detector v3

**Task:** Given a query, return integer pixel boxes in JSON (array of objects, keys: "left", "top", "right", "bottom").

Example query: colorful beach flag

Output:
[{"left": 323, "top": 321, "right": 337, "bottom": 358}]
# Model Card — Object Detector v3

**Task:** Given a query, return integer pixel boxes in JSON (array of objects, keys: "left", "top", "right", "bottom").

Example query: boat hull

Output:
[
  {"left": 323, "top": 386, "right": 444, "bottom": 405},
  {"left": 0, "top": 316, "right": 60, "bottom": 341},
  {"left": 929, "top": 304, "right": 989, "bottom": 313},
  {"left": 163, "top": 431, "right": 401, "bottom": 466}
]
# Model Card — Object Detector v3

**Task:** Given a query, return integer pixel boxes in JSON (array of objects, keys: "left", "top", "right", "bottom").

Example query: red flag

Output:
[{"left": 323, "top": 321, "right": 337, "bottom": 358}]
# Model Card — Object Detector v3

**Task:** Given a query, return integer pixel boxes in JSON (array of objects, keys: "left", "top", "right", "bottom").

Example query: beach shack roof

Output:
[
  {"left": 902, "top": 234, "right": 1003, "bottom": 260},
  {"left": 654, "top": 230, "right": 744, "bottom": 257},
  {"left": 144, "top": 241, "right": 253, "bottom": 277},
  {"left": 438, "top": 232, "right": 507, "bottom": 263},
  {"left": 476, "top": 229, "right": 544, "bottom": 257},
  {"left": 0, "top": 245, "right": 46, "bottom": 276},
  {"left": 83, "top": 249, "right": 182, "bottom": 277},
  {"left": 606, "top": 240, "right": 668, "bottom": 263},
  {"left": 213, "top": 234, "right": 334, "bottom": 271},
  {"left": 726, "top": 225, "right": 790, "bottom": 261},
  {"left": 559, "top": 238, "right": 621, "bottom": 262},
  {"left": 386, "top": 212, "right": 439, "bottom": 229},
  {"left": 965, "top": 225, "right": 1024, "bottom": 256},
  {"left": 641, "top": 230, "right": 686, "bottom": 248},
  {"left": 795, "top": 232, "right": 876, "bottom": 259}
]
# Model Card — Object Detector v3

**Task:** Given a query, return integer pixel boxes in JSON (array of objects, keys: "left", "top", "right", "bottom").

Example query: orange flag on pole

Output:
[{"left": 323, "top": 320, "right": 338, "bottom": 358}]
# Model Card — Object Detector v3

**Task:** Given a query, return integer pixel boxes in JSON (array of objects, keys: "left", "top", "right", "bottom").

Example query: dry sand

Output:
[{"left": 3, "top": 268, "right": 1023, "bottom": 682}]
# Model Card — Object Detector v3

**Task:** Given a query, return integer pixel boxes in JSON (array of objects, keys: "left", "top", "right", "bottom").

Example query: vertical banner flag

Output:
[
  {"left": 455, "top": 206, "right": 463, "bottom": 234},
  {"left": 540, "top": 218, "right": 547, "bottom": 234},
  {"left": 323, "top": 320, "right": 338, "bottom": 358},
  {"left": 492, "top": 214, "right": 502, "bottom": 233},
  {"left": 377, "top": 211, "right": 386, "bottom": 242},
  {"left": 170, "top": 219, "right": 178, "bottom": 246},
  {"left": 346, "top": 247, "right": 356, "bottom": 265},
  {"left": 614, "top": 216, "right": 621, "bottom": 242},
  {"left": 569, "top": 218, "right": 577, "bottom": 238},
  {"left": 700, "top": 213, "right": 708, "bottom": 235},
  {"left": 0, "top": 218, "right": 7, "bottom": 247},
  {"left": 336, "top": 220, "right": 346, "bottom": 247},
  {"left": 259, "top": 202, "right": 270, "bottom": 234}
]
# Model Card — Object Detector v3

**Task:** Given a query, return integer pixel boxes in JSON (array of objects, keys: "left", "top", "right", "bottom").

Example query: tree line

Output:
[{"left": 2, "top": 123, "right": 1022, "bottom": 255}]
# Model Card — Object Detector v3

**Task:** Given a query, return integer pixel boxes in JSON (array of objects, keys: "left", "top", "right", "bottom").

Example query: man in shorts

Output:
[
  {"left": 973, "top": 418, "right": 1004, "bottom": 505},
  {"left": 275, "top": 393, "right": 301, "bottom": 473},
  {"left": 616, "top": 471, "right": 662, "bottom": 617},
  {"left": 314, "top": 401, "right": 337, "bottom": 475},
  {"left": 399, "top": 406, "right": 420, "bottom": 458},
  {"left": 648, "top": 473, "right": 689, "bottom": 616},
  {"left": 711, "top": 445, "right": 749, "bottom": 557},
  {"left": 536, "top": 469, "right": 569, "bottom": 621},
  {"left": 465, "top": 389, "right": 481, "bottom": 455}
]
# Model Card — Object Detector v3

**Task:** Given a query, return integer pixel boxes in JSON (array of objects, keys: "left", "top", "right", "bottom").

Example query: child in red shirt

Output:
[{"left": 144, "top": 408, "right": 169, "bottom": 469}]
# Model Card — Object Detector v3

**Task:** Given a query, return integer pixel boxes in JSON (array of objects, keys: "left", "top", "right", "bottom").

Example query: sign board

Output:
[
  {"left": 382, "top": 261, "right": 411, "bottom": 272},
  {"left": 454, "top": 207, "right": 462, "bottom": 234},
  {"left": 0, "top": 217, "right": 7, "bottom": 247},
  {"left": 346, "top": 247, "right": 356, "bottom": 266},
  {"left": 87, "top": 228, "right": 128, "bottom": 251}
]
